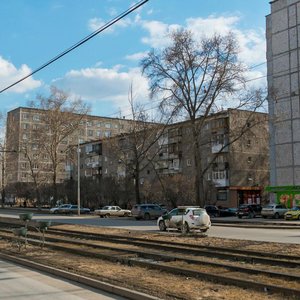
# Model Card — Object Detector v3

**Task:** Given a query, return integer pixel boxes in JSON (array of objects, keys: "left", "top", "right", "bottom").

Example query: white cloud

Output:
[
  {"left": 52, "top": 66, "right": 150, "bottom": 111},
  {"left": 141, "top": 20, "right": 181, "bottom": 48},
  {"left": 140, "top": 15, "right": 266, "bottom": 68},
  {"left": 0, "top": 56, "right": 41, "bottom": 93},
  {"left": 125, "top": 51, "right": 148, "bottom": 61}
]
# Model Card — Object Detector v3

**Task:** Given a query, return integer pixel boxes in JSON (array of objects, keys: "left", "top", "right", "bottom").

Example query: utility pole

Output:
[{"left": 77, "top": 141, "right": 81, "bottom": 216}]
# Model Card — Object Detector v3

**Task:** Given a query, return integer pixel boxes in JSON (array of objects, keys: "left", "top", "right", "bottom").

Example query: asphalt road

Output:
[
  {"left": 0, "top": 209, "right": 299, "bottom": 244},
  {"left": 0, "top": 259, "right": 125, "bottom": 300}
]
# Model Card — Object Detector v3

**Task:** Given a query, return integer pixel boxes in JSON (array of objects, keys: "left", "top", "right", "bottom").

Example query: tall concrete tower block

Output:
[{"left": 266, "top": 0, "right": 300, "bottom": 206}]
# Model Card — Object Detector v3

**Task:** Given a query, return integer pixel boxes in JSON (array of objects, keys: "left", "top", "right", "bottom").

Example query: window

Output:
[
  {"left": 21, "top": 163, "right": 27, "bottom": 169},
  {"left": 22, "top": 113, "right": 29, "bottom": 120},
  {"left": 33, "top": 163, "right": 38, "bottom": 169},
  {"left": 96, "top": 130, "right": 102, "bottom": 137},
  {"left": 217, "top": 191, "right": 227, "bottom": 201},
  {"left": 104, "top": 131, "right": 111, "bottom": 138},
  {"left": 32, "top": 144, "right": 38, "bottom": 150},
  {"left": 247, "top": 140, "right": 251, "bottom": 147},
  {"left": 85, "top": 145, "right": 93, "bottom": 153},
  {"left": 22, "top": 133, "right": 28, "bottom": 140},
  {"left": 247, "top": 157, "right": 252, "bottom": 163},
  {"left": 212, "top": 134, "right": 225, "bottom": 146},
  {"left": 114, "top": 124, "right": 118, "bottom": 129},
  {"left": 33, "top": 124, "right": 39, "bottom": 130},
  {"left": 86, "top": 121, "right": 92, "bottom": 127},
  {"left": 105, "top": 123, "right": 111, "bottom": 129},
  {"left": 186, "top": 159, "right": 192, "bottom": 167},
  {"left": 88, "top": 130, "right": 93, "bottom": 136},
  {"left": 22, "top": 123, "right": 29, "bottom": 130},
  {"left": 33, "top": 114, "right": 40, "bottom": 121}
]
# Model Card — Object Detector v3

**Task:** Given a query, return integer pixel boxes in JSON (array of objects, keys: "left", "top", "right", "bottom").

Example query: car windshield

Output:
[
  {"left": 291, "top": 206, "right": 300, "bottom": 211},
  {"left": 264, "top": 205, "right": 274, "bottom": 209},
  {"left": 239, "top": 205, "right": 248, "bottom": 209},
  {"left": 192, "top": 209, "right": 205, "bottom": 215}
]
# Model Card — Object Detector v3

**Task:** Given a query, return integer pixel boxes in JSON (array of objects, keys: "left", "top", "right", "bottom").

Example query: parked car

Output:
[
  {"left": 94, "top": 206, "right": 131, "bottom": 218},
  {"left": 261, "top": 204, "right": 288, "bottom": 219},
  {"left": 157, "top": 206, "right": 211, "bottom": 233},
  {"left": 219, "top": 207, "right": 237, "bottom": 217},
  {"left": 131, "top": 204, "right": 167, "bottom": 220},
  {"left": 236, "top": 204, "right": 262, "bottom": 219},
  {"left": 50, "top": 204, "right": 90, "bottom": 214},
  {"left": 204, "top": 205, "right": 220, "bottom": 217},
  {"left": 284, "top": 206, "right": 300, "bottom": 220}
]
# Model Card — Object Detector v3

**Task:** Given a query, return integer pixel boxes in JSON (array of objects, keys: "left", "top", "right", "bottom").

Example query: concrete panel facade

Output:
[{"left": 267, "top": 0, "right": 300, "bottom": 186}]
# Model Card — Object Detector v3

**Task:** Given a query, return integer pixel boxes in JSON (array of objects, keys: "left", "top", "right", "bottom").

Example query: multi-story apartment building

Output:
[
  {"left": 266, "top": 0, "right": 300, "bottom": 207},
  {"left": 73, "top": 109, "right": 269, "bottom": 208},
  {"left": 5, "top": 107, "right": 134, "bottom": 188}
]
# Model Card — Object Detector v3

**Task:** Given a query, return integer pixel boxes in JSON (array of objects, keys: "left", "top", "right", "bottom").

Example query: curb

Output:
[
  {"left": 211, "top": 222, "right": 300, "bottom": 229},
  {"left": 0, "top": 252, "right": 160, "bottom": 300}
]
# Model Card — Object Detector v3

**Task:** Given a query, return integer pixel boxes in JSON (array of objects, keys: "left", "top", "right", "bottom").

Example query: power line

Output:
[{"left": 0, "top": 0, "right": 149, "bottom": 94}]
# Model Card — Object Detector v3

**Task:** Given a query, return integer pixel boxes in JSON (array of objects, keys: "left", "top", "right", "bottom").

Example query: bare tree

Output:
[
  {"left": 107, "top": 85, "right": 168, "bottom": 204},
  {"left": 141, "top": 29, "right": 266, "bottom": 206},
  {"left": 29, "top": 86, "right": 90, "bottom": 204}
]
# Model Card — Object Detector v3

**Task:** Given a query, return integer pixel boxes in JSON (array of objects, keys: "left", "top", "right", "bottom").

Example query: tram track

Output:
[{"left": 0, "top": 222, "right": 299, "bottom": 298}]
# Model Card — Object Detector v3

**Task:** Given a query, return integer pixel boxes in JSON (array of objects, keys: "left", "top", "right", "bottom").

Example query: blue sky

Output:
[{"left": 0, "top": 0, "right": 270, "bottom": 118}]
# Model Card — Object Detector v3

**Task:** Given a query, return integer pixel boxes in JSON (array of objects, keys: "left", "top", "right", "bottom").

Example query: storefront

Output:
[
  {"left": 265, "top": 186, "right": 300, "bottom": 208},
  {"left": 229, "top": 186, "right": 262, "bottom": 207}
]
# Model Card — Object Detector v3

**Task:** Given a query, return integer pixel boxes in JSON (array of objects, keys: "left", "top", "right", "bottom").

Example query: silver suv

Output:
[
  {"left": 261, "top": 204, "right": 288, "bottom": 219},
  {"left": 131, "top": 204, "right": 167, "bottom": 220}
]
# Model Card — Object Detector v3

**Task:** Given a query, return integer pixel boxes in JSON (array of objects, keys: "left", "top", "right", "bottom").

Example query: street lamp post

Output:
[{"left": 77, "top": 142, "right": 81, "bottom": 216}]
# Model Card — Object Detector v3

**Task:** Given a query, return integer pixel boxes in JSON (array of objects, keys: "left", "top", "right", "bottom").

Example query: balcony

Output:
[
  {"left": 211, "top": 143, "right": 229, "bottom": 153},
  {"left": 213, "top": 178, "right": 229, "bottom": 187}
]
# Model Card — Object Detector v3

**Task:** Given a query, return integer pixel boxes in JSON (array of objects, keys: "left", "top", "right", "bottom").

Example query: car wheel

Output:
[
  {"left": 298, "top": 215, "right": 300, "bottom": 220},
  {"left": 100, "top": 215, "right": 104, "bottom": 218},
  {"left": 54, "top": 210, "right": 59, "bottom": 214},
  {"left": 274, "top": 213, "right": 279, "bottom": 219},
  {"left": 182, "top": 222, "right": 189, "bottom": 234},
  {"left": 200, "top": 228, "right": 208, "bottom": 233},
  {"left": 159, "top": 220, "right": 166, "bottom": 231},
  {"left": 238, "top": 215, "right": 242, "bottom": 219},
  {"left": 124, "top": 213, "right": 129, "bottom": 217},
  {"left": 262, "top": 216, "right": 267, "bottom": 219},
  {"left": 105, "top": 213, "right": 110, "bottom": 218},
  {"left": 248, "top": 212, "right": 254, "bottom": 219},
  {"left": 144, "top": 213, "right": 150, "bottom": 220}
]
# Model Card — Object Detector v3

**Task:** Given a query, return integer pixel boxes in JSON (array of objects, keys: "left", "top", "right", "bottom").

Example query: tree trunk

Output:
[{"left": 192, "top": 123, "right": 205, "bottom": 207}]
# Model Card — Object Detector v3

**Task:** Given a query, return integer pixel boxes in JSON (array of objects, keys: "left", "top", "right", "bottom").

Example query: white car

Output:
[
  {"left": 261, "top": 204, "right": 288, "bottom": 219},
  {"left": 157, "top": 206, "right": 211, "bottom": 233},
  {"left": 94, "top": 206, "right": 131, "bottom": 218}
]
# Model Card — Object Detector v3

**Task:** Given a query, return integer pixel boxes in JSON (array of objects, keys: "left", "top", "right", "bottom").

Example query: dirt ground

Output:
[{"left": 1, "top": 223, "right": 299, "bottom": 300}]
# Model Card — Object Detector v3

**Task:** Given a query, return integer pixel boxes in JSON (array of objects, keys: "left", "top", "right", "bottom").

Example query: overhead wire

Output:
[{"left": 0, "top": 0, "right": 149, "bottom": 94}]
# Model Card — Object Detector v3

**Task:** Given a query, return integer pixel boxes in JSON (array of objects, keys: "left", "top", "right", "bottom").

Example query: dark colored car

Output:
[
  {"left": 237, "top": 204, "right": 262, "bottom": 219},
  {"left": 219, "top": 207, "right": 237, "bottom": 217},
  {"left": 131, "top": 204, "right": 167, "bottom": 220},
  {"left": 204, "top": 205, "right": 220, "bottom": 217}
]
